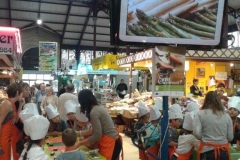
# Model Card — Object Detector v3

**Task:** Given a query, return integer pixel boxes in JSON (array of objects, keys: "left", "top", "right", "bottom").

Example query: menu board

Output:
[
  {"left": 119, "top": 0, "right": 225, "bottom": 45},
  {"left": 39, "top": 42, "right": 57, "bottom": 71},
  {"left": 152, "top": 46, "right": 185, "bottom": 97}
]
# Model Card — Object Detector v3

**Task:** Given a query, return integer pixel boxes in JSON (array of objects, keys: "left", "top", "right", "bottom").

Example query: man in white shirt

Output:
[{"left": 58, "top": 84, "right": 78, "bottom": 121}]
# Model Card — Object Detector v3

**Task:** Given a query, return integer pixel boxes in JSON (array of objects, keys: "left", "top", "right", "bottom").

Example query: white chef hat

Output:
[
  {"left": 237, "top": 114, "right": 240, "bottom": 119},
  {"left": 169, "top": 104, "right": 183, "bottom": 120},
  {"left": 24, "top": 115, "right": 50, "bottom": 140},
  {"left": 19, "top": 107, "right": 39, "bottom": 122},
  {"left": 154, "top": 97, "right": 163, "bottom": 111},
  {"left": 150, "top": 105, "right": 161, "bottom": 121},
  {"left": 138, "top": 102, "right": 149, "bottom": 118},
  {"left": 186, "top": 102, "right": 199, "bottom": 115},
  {"left": 45, "top": 104, "right": 59, "bottom": 119},
  {"left": 75, "top": 107, "right": 88, "bottom": 122},
  {"left": 228, "top": 96, "right": 240, "bottom": 112},
  {"left": 183, "top": 112, "right": 194, "bottom": 131},
  {"left": 64, "top": 100, "right": 78, "bottom": 114},
  {"left": 23, "top": 103, "right": 39, "bottom": 115}
]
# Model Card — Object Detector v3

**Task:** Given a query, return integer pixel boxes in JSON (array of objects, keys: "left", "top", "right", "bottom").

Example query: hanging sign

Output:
[
  {"left": 152, "top": 46, "right": 186, "bottom": 97},
  {"left": 215, "top": 72, "right": 227, "bottom": 80},
  {"left": 39, "top": 42, "right": 57, "bottom": 71},
  {"left": 117, "top": 49, "right": 153, "bottom": 66}
]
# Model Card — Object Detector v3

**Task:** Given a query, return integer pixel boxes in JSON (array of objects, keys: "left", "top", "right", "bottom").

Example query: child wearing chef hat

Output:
[
  {"left": 228, "top": 96, "right": 240, "bottom": 144},
  {"left": 135, "top": 102, "right": 150, "bottom": 160},
  {"left": 171, "top": 112, "right": 199, "bottom": 160},
  {"left": 64, "top": 100, "right": 78, "bottom": 130},
  {"left": 168, "top": 104, "right": 183, "bottom": 159},
  {"left": 136, "top": 102, "right": 150, "bottom": 130},
  {"left": 147, "top": 105, "right": 161, "bottom": 160},
  {"left": 19, "top": 115, "right": 50, "bottom": 160},
  {"left": 75, "top": 107, "right": 92, "bottom": 139},
  {"left": 186, "top": 102, "right": 199, "bottom": 116},
  {"left": 45, "top": 104, "right": 67, "bottom": 135},
  {"left": 154, "top": 97, "right": 163, "bottom": 111}
]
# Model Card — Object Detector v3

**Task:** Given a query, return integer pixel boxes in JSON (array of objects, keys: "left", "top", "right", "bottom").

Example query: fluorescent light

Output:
[{"left": 37, "top": 19, "right": 42, "bottom": 25}]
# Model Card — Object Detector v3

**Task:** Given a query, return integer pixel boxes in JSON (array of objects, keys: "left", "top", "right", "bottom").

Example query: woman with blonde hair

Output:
[
  {"left": 40, "top": 86, "right": 58, "bottom": 115},
  {"left": 193, "top": 91, "right": 233, "bottom": 160}
]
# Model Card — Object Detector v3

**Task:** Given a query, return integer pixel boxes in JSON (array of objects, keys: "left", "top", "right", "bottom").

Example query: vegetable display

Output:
[{"left": 127, "top": 0, "right": 218, "bottom": 39}]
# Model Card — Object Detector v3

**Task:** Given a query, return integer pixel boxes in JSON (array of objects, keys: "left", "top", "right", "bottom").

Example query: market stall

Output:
[{"left": 0, "top": 27, "right": 22, "bottom": 84}]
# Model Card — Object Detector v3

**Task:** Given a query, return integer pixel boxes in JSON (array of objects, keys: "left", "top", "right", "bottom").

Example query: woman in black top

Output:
[{"left": 190, "top": 79, "right": 202, "bottom": 96}]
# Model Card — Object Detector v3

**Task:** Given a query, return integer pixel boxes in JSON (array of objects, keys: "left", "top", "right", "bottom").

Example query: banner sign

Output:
[
  {"left": 215, "top": 72, "right": 227, "bottom": 80},
  {"left": 152, "top": 46, "right": 185, "bottom": 97},
  {"left": 39, "top": 42, "right": 57, "bottom": 71},
  {"left": 117, "top": 49, "right": 153, "bottom": 66}
]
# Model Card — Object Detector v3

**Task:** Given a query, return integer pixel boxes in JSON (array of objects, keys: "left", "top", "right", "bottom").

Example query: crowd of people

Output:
[
  {"left": 135, "top": 90, "right": 240, "bottom": 160},
  {"left": 0, "top": 82, "right": 123, "bottom": 160}
]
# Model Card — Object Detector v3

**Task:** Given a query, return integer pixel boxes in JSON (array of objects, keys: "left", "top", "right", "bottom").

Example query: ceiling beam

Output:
[
  {"left": 0, "top": 7, "right": 109, "bottom": 19},
  {"left": 8, "top": 0, "right": 11, "bottom": 26},
  {"left": 13, "top": 0, "right": 88, "bottom": 7},
  {"left": 60, "top": 1, "right": 73, "bottom": 46},
  {"left": 38, "top": 0, "right": 41, "bottom": 19},
  {"left": 56, "top": 30, "right": 110, "bottom": 35},
  {"left": 0, "top": 17, "right": 110, "bottom": 28},
  {"left": 64, "top": 37, "right": 110, "bottom": 42},
  {"left": 76, "top": 8, "right": 93, "bottom": 52}
]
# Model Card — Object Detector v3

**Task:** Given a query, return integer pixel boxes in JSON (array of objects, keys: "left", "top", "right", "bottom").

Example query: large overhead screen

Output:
[{"left": 119, "top": 0, "right": 225, "bottom": 45}]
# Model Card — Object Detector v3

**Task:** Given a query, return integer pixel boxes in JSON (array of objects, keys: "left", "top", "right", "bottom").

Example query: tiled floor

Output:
[{"left": 120, "top": 133, "right": 139, "bottom": 160}]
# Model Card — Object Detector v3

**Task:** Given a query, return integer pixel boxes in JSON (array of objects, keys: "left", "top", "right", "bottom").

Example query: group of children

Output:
[
  {"left": 136, "top": 96, "right": 240, "bottom": 160},
  {"left": 17, "top": 99, "right": 92, "bottom": 160},
  {"left": 135, "top": 95, "right": 240, "bottom": 160}
]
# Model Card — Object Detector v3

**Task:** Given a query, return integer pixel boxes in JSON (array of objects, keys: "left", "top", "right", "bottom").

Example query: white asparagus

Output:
[
  {"left": 128, "top": 0, "right": 168, "bottom": 14},
  {"left": 190, "top": 1, "right": 218, "bottom": 13},
  {"left": 128, "top": 0, "right": 145, "bottom": 8},
  {"left": 197, "top": 0, "right": 216, "bottom": 7},
  {"left": 145, "top": 0, "right": 188, "bottom": 17},
  {"left": 161, "top": 1, "right": 199, "bottom": 20},
  {"left": 158, "top": 0, "right": 194, "bottom": 16}
]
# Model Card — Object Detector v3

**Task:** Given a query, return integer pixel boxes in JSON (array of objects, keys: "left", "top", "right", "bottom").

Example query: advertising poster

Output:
[
  {"left": 119, "top": 0, "right": 225, "bottom": 45},
  {"left": 39, "top": 42, "right": 57, "bottom": 71},
  {"left": 152, "top": 46, "right": 185, "bottom": 97}
]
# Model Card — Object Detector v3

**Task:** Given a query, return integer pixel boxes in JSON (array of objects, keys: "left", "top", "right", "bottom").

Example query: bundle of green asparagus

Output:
[{"left": 127, "top": 7, "right": 217, "bottom": 39}]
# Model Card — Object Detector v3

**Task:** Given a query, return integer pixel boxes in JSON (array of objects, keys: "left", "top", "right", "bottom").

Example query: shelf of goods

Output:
[
  {"left": 105, "top": 92, "right": 153, "bottom": 118},
  {"left": 94, "top": 89, "right": 118, "bottom": 105}
]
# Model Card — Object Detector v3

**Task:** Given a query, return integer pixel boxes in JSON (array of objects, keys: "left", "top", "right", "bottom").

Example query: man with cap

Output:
[
  {"left": 228, "top": 96, "right": 240, "bottom": 144},
  {"left": 171, "top": 112, "right": 199, "bottom": 160},
  {"left": 168, "top": 104, "right": 183, "bottom": 160},
  {"left": 45, "top": 104, "right": 67, "bottom": 135},
  {"left": 19, "top": 115, "right": 50, "bottom": 160},
  {"left": 64, "top": 100, "right": 78, "bottom": 130},
  {"left": 58, "top": 84, "right": 78, "bottom": 121}
]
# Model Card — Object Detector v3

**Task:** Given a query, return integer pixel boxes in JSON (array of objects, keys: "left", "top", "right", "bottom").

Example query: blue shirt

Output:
[
  {"left": 35, "top": 90, "right": 46, "bottom": 103},
  {"left": 56, "top": 150, "right": 86, "bottom": 160}
]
